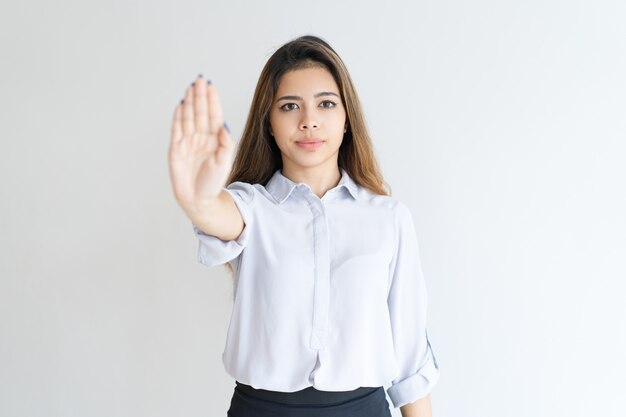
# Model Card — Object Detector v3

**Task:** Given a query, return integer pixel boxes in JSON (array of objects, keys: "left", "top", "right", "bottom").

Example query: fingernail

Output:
[
  {"left": 224, "top": 122, "right": 230, "bottom": 133},
  {"left": 198, "top": 73, "right": 203, "bottom": 78},
  {"left": 206, "top": 79, "right": 212, "bottom": 85},
  {"left": 191, "top": 81, "right": 195, "bottom": 86},
  {"left": 180, "top": 99, "right": 184, "bottom": 104}
]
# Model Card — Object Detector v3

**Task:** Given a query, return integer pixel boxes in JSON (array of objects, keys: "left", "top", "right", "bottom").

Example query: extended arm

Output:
[{"left": 168, "top": 74, "right": 244, "bottom": 241}]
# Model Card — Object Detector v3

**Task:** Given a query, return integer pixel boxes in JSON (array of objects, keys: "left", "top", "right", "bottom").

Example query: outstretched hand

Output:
[{"left": 168, "top": 75, "right": 234, "bottom": 208}]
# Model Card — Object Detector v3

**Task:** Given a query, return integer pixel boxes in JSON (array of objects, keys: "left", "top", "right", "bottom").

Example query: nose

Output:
[
  {"left": 299, "top": 109, "right": 319, "bottom": 130},
  {"left": 300, "top": 120, "right": 319, "bottom": 130}
]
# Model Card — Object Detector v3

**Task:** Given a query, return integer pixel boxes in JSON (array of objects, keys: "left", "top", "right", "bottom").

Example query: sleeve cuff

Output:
[
  {"left": 193, "top": 218, "right": 251, "bottom": 267},
  {"left": 386, "top": 347, "right": 440, "bottom": 408},
  {"left": 192, "top": 185, "right": 254, "bottom": 268}
]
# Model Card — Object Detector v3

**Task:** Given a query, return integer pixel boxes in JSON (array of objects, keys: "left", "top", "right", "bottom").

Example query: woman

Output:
[{"left": 168, "top": 35, "right": 439, "bottom": 417}]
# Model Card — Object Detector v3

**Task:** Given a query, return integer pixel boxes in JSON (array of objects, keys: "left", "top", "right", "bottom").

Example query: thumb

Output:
[{"left": 215, "top": 122, "right": 234, "bottom": 165}]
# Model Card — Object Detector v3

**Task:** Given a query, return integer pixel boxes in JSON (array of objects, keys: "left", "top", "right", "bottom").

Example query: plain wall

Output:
[{"left": 1, "top": 0, "right": 625, "bottom": 416}]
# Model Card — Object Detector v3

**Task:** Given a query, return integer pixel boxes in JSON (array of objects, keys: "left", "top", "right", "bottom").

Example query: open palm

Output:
[{"left": 168, "top": 75, "right": 234, "bottom": 208}]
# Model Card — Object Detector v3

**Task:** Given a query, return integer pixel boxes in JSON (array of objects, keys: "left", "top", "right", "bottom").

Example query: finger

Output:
[
  {"left": 207, "top": 84, "right": 224, "bottom": 135},
  {"left": 171, "top": 102, "right": 183, "bottom": 145},
  {"left": 194, "top": 75, "right": 209, "bottom": 133},
  {"left": 182, "top": 85, "right": 194, "bottom": 136},
  {"left": 215, "top": 124, "right": 233, "bottom": 165}
]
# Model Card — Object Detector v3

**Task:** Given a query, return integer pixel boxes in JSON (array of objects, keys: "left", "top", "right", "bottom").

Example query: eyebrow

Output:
[{"left": 276, "top": 92, "right": 340, "bottom": 102}]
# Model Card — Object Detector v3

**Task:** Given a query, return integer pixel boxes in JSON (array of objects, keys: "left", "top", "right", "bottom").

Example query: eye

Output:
[
  {"left": 280, "top": 103, "right": 299, "bottom": 111},
  {"left": 320, "top": 100, "right": 337, "bottom": 109}
]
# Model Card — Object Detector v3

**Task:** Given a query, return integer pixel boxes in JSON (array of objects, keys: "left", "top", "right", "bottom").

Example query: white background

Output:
[{"left": 1, "top": 0, "right": 625, "bottom": 416}]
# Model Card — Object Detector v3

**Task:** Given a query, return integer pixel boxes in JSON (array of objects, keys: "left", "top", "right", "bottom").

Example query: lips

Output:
[
  {"left": 296, "top": 139, "right": 324, "bottom": 144},
  {"left": 296, "top": 139, "right": 324, "bottom": 150}
]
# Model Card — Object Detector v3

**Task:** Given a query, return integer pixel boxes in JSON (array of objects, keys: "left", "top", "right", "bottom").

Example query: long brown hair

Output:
[{"left": 224, "top": 35, "right": 391, "bottom": 275}]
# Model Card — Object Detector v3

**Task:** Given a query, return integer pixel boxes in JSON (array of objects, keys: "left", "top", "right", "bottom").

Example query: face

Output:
[{"left": 269, "top": 66, "right": 347, "bottom": 174}]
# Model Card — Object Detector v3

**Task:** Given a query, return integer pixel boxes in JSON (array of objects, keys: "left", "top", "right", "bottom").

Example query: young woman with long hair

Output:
[{"left": 168, "top": 35, "right": 440, "bottom": 417}]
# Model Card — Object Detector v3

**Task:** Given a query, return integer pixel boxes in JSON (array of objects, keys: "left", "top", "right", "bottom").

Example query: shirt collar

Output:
[{"left": 266, "top": 167, "right": 359, "bottom": 204}]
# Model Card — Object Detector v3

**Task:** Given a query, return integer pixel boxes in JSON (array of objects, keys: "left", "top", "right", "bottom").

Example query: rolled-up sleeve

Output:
[
  {"left": 192, "top": 181, "right": 255, "bottom": 268},
  {"left": 386, "top": 201, "right": 440, "bottom": 408}
]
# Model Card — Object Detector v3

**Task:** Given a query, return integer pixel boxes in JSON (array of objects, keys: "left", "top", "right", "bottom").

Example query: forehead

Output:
[{"left": 276, "top": 66, "right": 339, "bottom": 95}]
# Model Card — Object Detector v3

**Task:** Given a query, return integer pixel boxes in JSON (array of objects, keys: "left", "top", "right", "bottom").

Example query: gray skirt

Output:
[{"left": 227, "top": 381, "right": 393, "bottom": 417}]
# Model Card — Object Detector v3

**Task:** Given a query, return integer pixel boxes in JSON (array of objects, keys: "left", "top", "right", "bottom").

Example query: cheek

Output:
[
  {"left": 331, "top": 110, "right": 347, "bottom": 132},
  {"left": 270, "top": 113, "right": 295, "bottom": 135}
]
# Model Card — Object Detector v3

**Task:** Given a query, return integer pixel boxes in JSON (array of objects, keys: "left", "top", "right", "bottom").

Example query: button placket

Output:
[{"left": 302, "top": 189, "right": 330, "bottom": 351}]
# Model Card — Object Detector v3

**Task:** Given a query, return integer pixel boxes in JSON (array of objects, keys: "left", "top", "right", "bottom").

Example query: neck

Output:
[{"left": 281, "top": 165, "right": 342, "bottom": 199}]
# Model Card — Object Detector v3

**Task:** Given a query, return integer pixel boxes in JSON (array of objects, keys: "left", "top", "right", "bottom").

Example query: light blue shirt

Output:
[{"left": 192, "top": 167, "right": 439, "bottom": 408}]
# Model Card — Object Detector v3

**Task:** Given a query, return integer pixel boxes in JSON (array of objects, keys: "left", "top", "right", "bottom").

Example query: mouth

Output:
[{"left": 296, "top": 139, "right": 325, "bottom": 150}]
